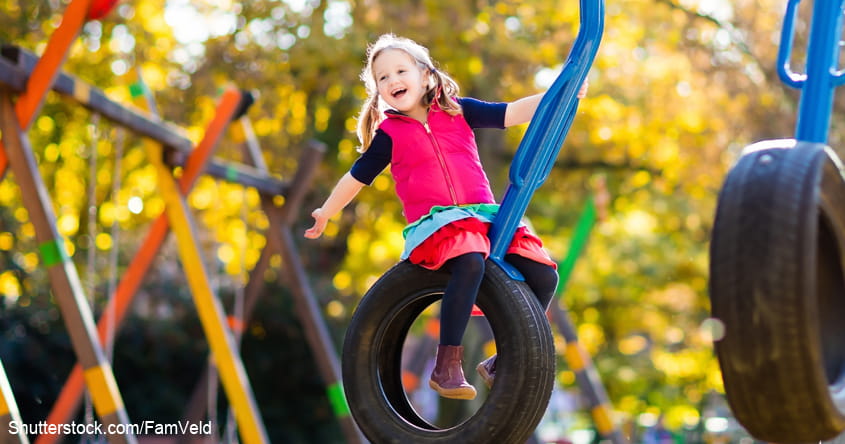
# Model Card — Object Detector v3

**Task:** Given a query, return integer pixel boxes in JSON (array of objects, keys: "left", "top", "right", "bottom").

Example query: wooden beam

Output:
[
  {"left": 1, "top": 90, "right": 136, "bottom": 444},
  {"left": 0, "top": 46, "right": 287, "bottom": 195}
]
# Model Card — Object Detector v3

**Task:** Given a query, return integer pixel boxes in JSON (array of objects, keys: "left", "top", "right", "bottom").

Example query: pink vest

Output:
[{"left": 380, "top": 103, "right": 496, "bottom": 223}]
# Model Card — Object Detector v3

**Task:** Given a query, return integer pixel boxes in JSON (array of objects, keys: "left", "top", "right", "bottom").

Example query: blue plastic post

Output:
[
  {"left": 488, "top": 0, "right": 605, "bottom": 279},
  {"left": 777, "top": 0, "right": 845, "bottom": 143}
]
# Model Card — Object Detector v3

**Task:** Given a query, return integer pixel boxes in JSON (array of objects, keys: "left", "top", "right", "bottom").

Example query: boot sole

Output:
[
  {"left": 476, "top": 363, "right": 494, "bottom": 389},
  {"left": 428, "top": 380, "right": 477, "bottom": 400}
]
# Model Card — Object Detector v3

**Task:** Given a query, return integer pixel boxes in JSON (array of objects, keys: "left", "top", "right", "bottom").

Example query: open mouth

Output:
[{"left": 391, "top": 88, "right": 407, "bottom": 99}]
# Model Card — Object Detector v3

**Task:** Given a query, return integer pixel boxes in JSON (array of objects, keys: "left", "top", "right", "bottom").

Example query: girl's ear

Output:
[{"left": 425, "top": 70, "right": 437, "bottom": 90}]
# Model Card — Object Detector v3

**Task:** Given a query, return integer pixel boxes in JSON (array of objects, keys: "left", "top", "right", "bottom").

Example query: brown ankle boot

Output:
[
  {"left": 429, "top": 345, "right": 477, "bottom": 400},
  {"left": 476, "top": 354, "right": 497, "bottom": 388}
]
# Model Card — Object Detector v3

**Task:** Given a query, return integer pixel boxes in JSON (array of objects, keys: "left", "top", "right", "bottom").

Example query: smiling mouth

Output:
[{"left": 392, "top": 88, "right": 407, "bottom": 98}]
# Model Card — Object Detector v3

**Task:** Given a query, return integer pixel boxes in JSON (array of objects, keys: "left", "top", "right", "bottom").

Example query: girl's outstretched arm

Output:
[
  {"left": 504, "top": 80, "right": 589, "bottom": 127},
  {"left": 304, "top": 172, "right": 366, "bottom": 239}
]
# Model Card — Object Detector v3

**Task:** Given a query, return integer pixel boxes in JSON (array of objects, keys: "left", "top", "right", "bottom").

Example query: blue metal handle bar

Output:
[
  {"left": 488, "top": 0, "right": 605, "bottom": 280},
  {"left": 777, "top": 0, "right": 806, "bottom": 87},
  {"left": 781, "top": 0, "right": 845, "bottom": 142}
]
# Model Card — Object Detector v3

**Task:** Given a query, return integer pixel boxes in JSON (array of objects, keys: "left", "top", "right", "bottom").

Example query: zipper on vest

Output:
[{"left": 424, "top": 121, "right": 458, "bottom": 204}]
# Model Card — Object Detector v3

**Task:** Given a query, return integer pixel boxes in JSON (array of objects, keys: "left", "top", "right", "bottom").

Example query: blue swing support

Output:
[
  {"left": 488, "top": 0, "right": 605, "bottom": 280},
  {"left": 778, "top": 0, "right": 845, "bottom": 142}
]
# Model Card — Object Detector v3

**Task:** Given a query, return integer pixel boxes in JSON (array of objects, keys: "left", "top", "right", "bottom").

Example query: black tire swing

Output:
[
  {"left": 709, "top": 140, "right": 845, "bottom": 442},
  {"left": 339, "top": 0, "right": 604, "bottom": 441},
  {"left": 342, "top": 260, "right": 555, "bottom": 443}
]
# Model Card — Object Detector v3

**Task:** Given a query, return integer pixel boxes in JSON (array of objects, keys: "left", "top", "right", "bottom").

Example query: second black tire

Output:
[
  {"left": 710, "top": 140, "right": 845, "bottom": 442},
  {"left": 342, "top": 259, "right": 555, "bottom": 444}
]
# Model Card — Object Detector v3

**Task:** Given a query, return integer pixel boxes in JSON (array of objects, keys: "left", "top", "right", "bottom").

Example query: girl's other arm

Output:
[
  {"left": 304, "top": 172, "right": 366, "bottom": 239},
  {"left": 503, "top": 80, "right": 589, "bottom": 127},
  {"left": 504, "top": 92, "right": 544, "bottom": 128}
]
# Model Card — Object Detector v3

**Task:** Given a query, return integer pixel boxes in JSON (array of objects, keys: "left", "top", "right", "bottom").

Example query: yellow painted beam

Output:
[
  {"left": 83, "top": 364, "right": 124, "bottom": 417},
  {"left": 564, "top": 341, "right": 587, "bottom": 372},
  {"left": 143, "top": 89, "right": 269, "bottom": 444},
  {"left": 591, "top": 404, "right": 615, "bottom": 435}
]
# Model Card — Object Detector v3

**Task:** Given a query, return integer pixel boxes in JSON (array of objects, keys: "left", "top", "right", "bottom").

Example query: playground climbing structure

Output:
[{"left": 0, "top": 1, "right": 363, "bottom": 443}]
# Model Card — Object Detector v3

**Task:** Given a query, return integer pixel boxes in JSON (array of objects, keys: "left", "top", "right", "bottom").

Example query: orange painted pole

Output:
[
  {"left": 0, "top": 0, "right": 93, "bottom": 179},
  {"left": 36, "top": 87, "right": 244, "bottom": 444}
]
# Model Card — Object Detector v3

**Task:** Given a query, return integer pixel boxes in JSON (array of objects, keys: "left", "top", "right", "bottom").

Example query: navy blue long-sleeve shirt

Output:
[{"left": 350, "top": 97, "right": 507, "bottom": 185}]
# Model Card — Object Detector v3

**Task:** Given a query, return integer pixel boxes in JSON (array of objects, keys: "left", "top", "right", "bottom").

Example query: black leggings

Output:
[{"left": 439, "top": 253, "right": 559, "bottom": 346}]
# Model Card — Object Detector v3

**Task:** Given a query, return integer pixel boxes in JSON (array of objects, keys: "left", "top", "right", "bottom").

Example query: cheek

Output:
[{"left": 376, "top": 83, "right": 390, "bottom": 98}]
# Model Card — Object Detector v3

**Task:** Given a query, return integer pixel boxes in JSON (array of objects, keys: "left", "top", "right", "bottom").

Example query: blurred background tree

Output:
[{"left": 0, "top": 0, "right": 834, "bottom": 441}]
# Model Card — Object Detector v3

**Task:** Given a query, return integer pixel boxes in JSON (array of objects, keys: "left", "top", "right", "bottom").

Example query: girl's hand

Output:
[
  {"left": 304, "top": 208, "right": 329, "bottom": 239},
  {"left": 577, "top": 79, "right": 589, "bottom": 99}
]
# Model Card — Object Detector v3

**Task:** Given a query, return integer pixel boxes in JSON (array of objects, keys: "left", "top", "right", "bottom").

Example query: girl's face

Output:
[{"left": 372, "top": 49, "right": 430, "bottom": 121}]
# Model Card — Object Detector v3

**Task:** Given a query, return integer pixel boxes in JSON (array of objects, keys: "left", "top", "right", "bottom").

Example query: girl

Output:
[{"left": 305, "top": 34, "right": 586, "bottom": 400}]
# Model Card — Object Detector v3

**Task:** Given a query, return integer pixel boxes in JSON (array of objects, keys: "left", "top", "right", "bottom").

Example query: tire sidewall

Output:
[{"left": 342, "top": 260, "right": 555, "bottom": 444}]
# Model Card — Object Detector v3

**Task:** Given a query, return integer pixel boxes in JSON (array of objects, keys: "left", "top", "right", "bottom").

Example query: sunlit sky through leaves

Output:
[
  {"left": 163, "top": 0, "right": 352, "bottom": 45},
  {"left": 164, "top": 0, "right": 237, "bottom": 44}
]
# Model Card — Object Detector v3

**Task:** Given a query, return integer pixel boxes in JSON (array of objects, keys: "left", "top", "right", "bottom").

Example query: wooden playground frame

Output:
[{"left": 0, "top": 1, "right": 364, "bottom": 443}]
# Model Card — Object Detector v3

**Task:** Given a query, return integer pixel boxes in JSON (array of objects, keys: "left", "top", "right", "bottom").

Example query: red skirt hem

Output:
[{"left": 407, "top": 218, "right": 556, "bottom": 271}]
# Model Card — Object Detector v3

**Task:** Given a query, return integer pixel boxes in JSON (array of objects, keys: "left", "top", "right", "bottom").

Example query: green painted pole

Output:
[
  {"left": 555, "top": 195, "right": 598, "bottom": 297},
  {"left": 551, "top": 192, "right": 628, "bottom": 444}
]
